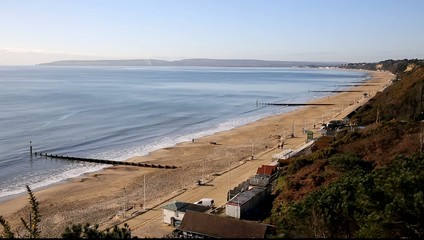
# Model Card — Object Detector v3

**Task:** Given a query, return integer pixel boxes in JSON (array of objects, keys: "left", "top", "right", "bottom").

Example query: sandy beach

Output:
[{"left": 0, "top": 70, "right": 394, "bottom": 238}]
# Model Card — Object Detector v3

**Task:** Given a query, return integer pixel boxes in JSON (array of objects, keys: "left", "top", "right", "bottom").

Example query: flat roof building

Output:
[
  {"left": 226, "top": 186, "right": 269, "bottom": 219},
  {"left": 176, "top": 211, "right": 272, "bottom": 238},
  {"left": 162, "top": 201, "right": 210, "bottom": 227}
]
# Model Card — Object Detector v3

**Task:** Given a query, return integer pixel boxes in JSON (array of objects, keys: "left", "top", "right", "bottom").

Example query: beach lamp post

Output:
[
  {"left": 143, "top": 175, "right": 146, "bottom": 210},
  {"left": 202, "top": 158, "right": 205, "bottom": 184},
  {"left": 122, "top": 188, "right": 128, "bottom": 218},
  {"left": 250, "top": 140, "right": 255, "bottom": 160},
  {"left": 228, "top": 161, "right": 232, "bottom": 200},
  {"left": 279, "top": 129, "right": 286, "bottom": 149}
]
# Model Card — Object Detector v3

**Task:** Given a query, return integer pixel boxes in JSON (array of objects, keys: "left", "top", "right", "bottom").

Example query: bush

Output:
[
  {"left": 288, "top": 157, "right": 313, "bottom": 174},
  {"left": 328, "top": 153, "right": 373, "bottom": 172},
  {"left": 270, "top": 153, "right": 424, "bottom": 238},
  {"left": 62, "top": 223, "right": 131, "bottom": 239}
]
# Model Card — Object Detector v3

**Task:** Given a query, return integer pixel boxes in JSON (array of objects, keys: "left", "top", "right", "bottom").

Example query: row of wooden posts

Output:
[{"left": 30, "top": 142, "right": 177, "bottom": 169}]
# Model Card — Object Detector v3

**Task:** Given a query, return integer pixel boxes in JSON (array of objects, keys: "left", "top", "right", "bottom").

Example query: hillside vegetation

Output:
[
  {"left": 267, "top": 60, "right": 424, "bottom": 238},
  {"left": 341, "top": 59, "right": 424, "bottom": 74},
  {"left": 352, "top": 65, "right": 424, "bottom": 123}
]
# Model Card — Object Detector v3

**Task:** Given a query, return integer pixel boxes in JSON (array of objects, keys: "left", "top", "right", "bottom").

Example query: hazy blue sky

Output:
[{"left": 1, "top": 0, "right": 423, "bottom": 65}]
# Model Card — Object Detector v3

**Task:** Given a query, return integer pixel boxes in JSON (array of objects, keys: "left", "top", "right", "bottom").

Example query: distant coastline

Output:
[{"left": 38, "top": 58, "right": 345, "bottom": 67}]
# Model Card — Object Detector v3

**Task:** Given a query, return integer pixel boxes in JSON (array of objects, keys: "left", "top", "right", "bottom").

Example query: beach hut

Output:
[
  {"left": 256, "top": 164, "right": 277, "bottom": 176},
  {"left": 227, "top": 179, "right": 250, "bottom": 201},
  {"left": 249, "top": 174, "right": 271, "bottom": 188},
  {"left": 225, "top": 186, "right": 268, "bottom": 219},
  {"left": 272, "top": 148, "right": 294, "bottom": 161},
  {"left": 162, "top": 201, "right": 210, "bottom": 227}
]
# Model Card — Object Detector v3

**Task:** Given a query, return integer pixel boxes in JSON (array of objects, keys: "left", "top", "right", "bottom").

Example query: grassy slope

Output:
[{"left": 352, "top": 66, "right": 424, "bottom": 123}]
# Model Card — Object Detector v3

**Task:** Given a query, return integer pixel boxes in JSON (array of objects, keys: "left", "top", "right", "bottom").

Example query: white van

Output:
[{"left": 194, "top": 198, "right": 214, "bottom": 207}]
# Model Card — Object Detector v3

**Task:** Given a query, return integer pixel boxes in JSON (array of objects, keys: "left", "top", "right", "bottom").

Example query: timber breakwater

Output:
[
  {"left": 35, "top": 152, "right": 178, "bottom": 169},
  {"left": 262, "top": 102, "right": 335, "bottom": 106}
]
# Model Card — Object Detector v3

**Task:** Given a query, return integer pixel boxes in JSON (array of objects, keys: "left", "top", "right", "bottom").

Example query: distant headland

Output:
[{"left": 38, "top": 58, "right": 344, "bottom": 67}]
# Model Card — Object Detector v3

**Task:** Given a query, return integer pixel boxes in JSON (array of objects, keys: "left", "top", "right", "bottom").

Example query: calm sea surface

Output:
[{"left": 0, "top": 66, "right": 368, "bottom": 199}]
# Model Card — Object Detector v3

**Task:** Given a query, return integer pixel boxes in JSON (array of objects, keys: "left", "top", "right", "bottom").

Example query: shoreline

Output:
[
  {"left": 0, "top": 67, "right": 366, "bottom": 202},
  {"left": 0, "top": 70, "right": 394, "bottom": 237},
  {"left": 0, "top": 68, "right": 337, "bottom": 202}
]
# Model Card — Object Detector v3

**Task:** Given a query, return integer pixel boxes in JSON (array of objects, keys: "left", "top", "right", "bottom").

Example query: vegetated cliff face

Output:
[
  {"left": 340, "top": 59, "right": 424, "bottom": 74},
  {"left": 266, "top": 61, "right": 424, "bottom": 238},
  {"left": 267, "top": 123, "right": 423, "bottom": 238},
  {"left": 352, "top": 65, "right": 424, "bottom": 124}
]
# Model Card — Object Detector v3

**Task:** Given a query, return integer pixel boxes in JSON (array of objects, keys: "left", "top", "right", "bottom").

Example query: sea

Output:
[{"left": 0, "top": 66, "right": 369, "bottom": 200}]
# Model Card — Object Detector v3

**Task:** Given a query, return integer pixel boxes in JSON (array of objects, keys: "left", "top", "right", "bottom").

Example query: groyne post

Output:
[{"left": 34, "top": 152, "right": 178, "bottom": 169}]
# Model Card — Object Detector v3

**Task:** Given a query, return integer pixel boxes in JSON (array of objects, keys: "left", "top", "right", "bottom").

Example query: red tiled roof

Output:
[{"left": 256, "top": 165, "right": 277, "bottom": 175}]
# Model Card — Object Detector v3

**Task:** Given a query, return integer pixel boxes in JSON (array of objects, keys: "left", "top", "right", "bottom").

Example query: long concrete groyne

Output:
[{"left": 35, "top": 152, "right": 178, "bottom": 169}]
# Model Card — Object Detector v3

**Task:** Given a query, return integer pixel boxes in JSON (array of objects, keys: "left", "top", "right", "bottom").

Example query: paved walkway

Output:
[{"left": 121, "top": 135, "right": 304, "bottom": 237}]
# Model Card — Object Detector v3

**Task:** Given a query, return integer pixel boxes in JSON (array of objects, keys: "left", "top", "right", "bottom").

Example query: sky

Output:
[{"left": 1, "top": 0, "right": 424, "bottom": 65}]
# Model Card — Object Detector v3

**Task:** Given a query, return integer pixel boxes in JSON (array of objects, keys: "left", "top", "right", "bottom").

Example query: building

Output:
[
  {"left": 176, "top": 211, "right": 272, "bottom": 238},
  {"left": 249, "top": 174, "right": 271, "bottom": 187},
  {"left": 162, "top": 201, "right": 210, "bottom": 226},
  {"left": 227, "top": 179, "right": 250, "bottom": 201},
  {"left": 256, "top": 164, "right": 277, "bottom": 176},
  {"left": 277, "top": 140, "right": 316, "bottom": 167},
  {"left": 225, "top": 186, "right": 269, "bottom": 219},
  {"left": 272, "top": 148, "right": 294, "bottom": 161}
]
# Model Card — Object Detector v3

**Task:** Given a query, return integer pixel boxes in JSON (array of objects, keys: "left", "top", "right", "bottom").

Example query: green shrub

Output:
[
  {"left": 288, "top": 157, "right": 313, "bottom": 174},
  {"left": 328, "top": 153, "right": 373, "bottom": 172},
  {"left": 270, "top": 153, "right": 424, "bottom": 238}
]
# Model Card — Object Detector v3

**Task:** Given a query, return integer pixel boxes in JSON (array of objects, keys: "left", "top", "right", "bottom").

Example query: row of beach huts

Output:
[
  {"left": 159, "top": 117, "right": 349, "bottom": 238},
  {"left": 161, "top": 161, "right": 281, "bottom": 238}
]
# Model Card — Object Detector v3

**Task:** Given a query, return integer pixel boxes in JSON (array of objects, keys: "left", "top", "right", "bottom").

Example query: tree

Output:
[
  {"left": 0, "top": 216, "right": 14, "bottom": 239},
  {"left": 62, "top": 223, "right": 131, "bottom": 239},
  {"left": 20, "top": 185, "right": 41, "bottom": 238},
  {"left": 1, "top": 185, "right": 132, "bottom": 238},
  {"left": 0, "top": 185, "right": 40, "bottom": 238}
]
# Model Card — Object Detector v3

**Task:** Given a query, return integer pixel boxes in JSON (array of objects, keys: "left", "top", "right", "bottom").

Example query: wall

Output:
[{"left": 163, "top": 209, "right": 185, "bottom": 224}]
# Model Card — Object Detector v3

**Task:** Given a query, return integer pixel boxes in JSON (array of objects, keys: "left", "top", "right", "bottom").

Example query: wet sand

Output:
[{"left": 0, "top": 70, "right": 394, "bottom": 237}]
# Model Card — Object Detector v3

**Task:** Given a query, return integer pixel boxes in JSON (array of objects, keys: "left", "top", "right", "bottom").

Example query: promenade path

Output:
[
  {"left": 122, "top": 98, "right": 369, "bottom": 238},
  {"left": 124, "top": 136, "right": 300, "bottom": 237}
]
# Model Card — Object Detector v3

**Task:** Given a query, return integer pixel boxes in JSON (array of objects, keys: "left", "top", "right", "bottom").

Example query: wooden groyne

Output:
[
  {"left": 309, "top": 90, "right": 363, "bottom": 93},
  {"left": 35, "top": 152, "right": 178, "bottom": 169},
  {"left": 334, "top": 84, "right": 378, "bottom": 87},
  {"left": 262, "top": 103, "right": 335, "bottom": 106}
]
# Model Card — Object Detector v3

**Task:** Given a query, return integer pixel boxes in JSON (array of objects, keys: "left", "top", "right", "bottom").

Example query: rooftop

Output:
[
  {"left": 256, "top": 164, "right": 277, "bottom": 175},
  {"left": 178, "top": 211, "right": 269, "bottom": 238},
  {"left": 162, "top": 201, "right": 210, "bottom": 213},
  {"left": 227, "top": 187, "right": 267, "bottom": 206}
]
